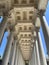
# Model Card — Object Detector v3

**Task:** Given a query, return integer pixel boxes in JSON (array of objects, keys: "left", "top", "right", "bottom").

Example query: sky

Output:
[
  {"left": 0, "top": 1, "right": 49, "bottom": 59},
  {"left": 45, "top": 1, "right": 49, "bottom": 26}
]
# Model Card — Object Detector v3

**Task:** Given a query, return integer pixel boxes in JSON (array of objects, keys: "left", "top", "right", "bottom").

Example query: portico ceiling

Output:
[
  {"left": 7, "top": 7, "right": 40, "bottom": 60},
  {"left": 0, "top": 0, "right": 47, "bottom": 61}
]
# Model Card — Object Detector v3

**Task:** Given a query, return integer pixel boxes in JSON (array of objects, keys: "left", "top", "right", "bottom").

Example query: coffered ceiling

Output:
[
  {"left": 7, "top": 7, "right": 41, "bottom": 60},
  {"left": 0, "top": 0, "right": 46, "bottom": 61}
]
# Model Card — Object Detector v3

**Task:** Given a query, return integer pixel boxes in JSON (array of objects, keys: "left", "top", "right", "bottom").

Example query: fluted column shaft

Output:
[
  {"left": 39, "top": 13, "right": 49, "bottom": 55},
  {"left": 37, "top": 32, "right": 47, "bottom": 65},
  {"left": 2, "top": 32, "right": 14, "bottom": 65},
  {"left": 18, "top": 47, "right": 25, "bottom": 65},
  {"left": 10, "top": 40, "right": 17, "bottom": 65},
  {"left": 35, "top": 40, "right": 41, "bottom": 65},
  {"left": 14, "top": 46, "right": 19, "bottom": 65},
  {"left": 29, "top": 47, "right": 36, "bottom": 65}
]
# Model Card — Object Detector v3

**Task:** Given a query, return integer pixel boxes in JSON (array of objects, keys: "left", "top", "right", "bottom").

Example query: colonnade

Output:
[
  {"left": 0, "top": 31, "right": 25, "bottom": 65},
  {"left": 29, "top": 32, "right": 47, "bottom": 65}
]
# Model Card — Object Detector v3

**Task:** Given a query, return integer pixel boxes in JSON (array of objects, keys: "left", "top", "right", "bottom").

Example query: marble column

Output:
[
  {"left": 37, "top": 32, "right": 47, "bottom": 65},
  {"left": 0, "top": 17, "right": 8, "bottom": 45},
  {"left": 29, "top": 47, "right": 36, "bottom": 65},
  {"left": 2, "top": 32, "right": 14, "bottom": 65},
  {"left": 14, "top": 45, "right": 19, "bottom": 65},
  {"left": 39, "top": 13, "right": 49, "bottom": 55},
  {"left": 15, "top": 47, "right": 25, "bottom": 65},
  {"left": 18, "top": 47, "right": 25, "bottom": 65},
  {"left": 10, "top": 40, "right": 17, "bottom": 65},
  {"left": 35, "top": 40, "right": 41, "bottom": 65}
]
